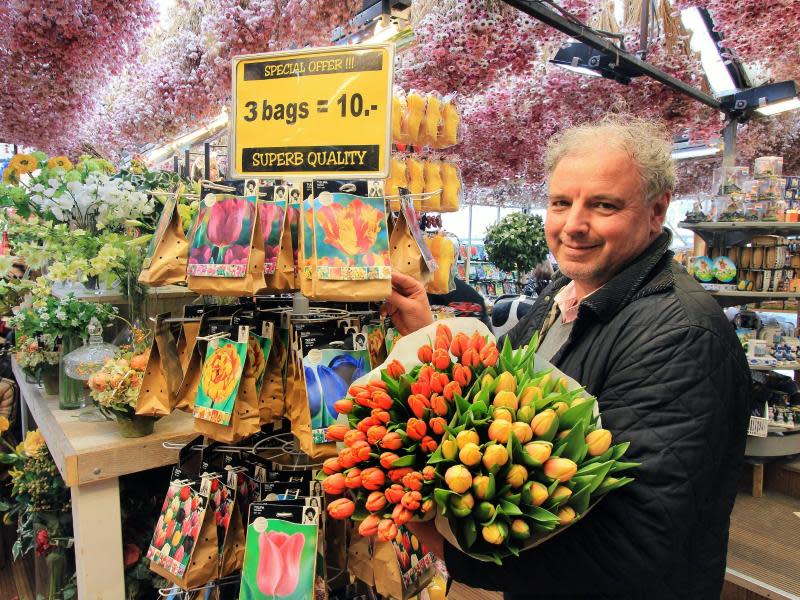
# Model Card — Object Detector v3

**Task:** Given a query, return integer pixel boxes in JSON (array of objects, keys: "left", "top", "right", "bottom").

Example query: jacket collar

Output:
[{"left": 548, "top": 230, "right": 675, "bottom": 323}]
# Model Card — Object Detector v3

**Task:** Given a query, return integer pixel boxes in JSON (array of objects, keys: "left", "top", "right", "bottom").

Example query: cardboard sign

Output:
[{"left": 231, "top": 44, "right": 394, "bottom": 179}]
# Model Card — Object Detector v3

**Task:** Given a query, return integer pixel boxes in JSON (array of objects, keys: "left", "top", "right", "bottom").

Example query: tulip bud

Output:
[
  {"left": 365, "top": 491, "right": 387, "bottom": 512},
  {"left": 531, "top": 409, "right": 559, "bottom": 441},
  {"left": 557, "top": 428, "right": 571, "bottom": 441},
  {"left": 349, "top": 384, "right": 368, "bottom": 397},
  {"left": 417, "top": 344, "right": 434, "bottom": 364},
  {"left": 434, "top": 335, "right": 450, "bottom": 351},
  {"left": 479, "top": 343, "right": 499, "bottom": 367},
  {"left": 380, "top": 452, "right": 399, "bottom": 470},
  {"left": 556, "top": 377, "right": 570, "bottom": 393},
  {"left": 558, "top": 506, "right": 576, "bottom": 525},
  {"left": 493, "top": 407, "right": 514, "bottom": 423},
  {"left": 367, "top": 425, "right": 388, "bottom": 446},
  {"left": 420, "top": 436, "right": 439, "bottom": 454},
  {"left": 327, "top": 498, "right": 355, "bottom": 519},
  {"left": 377, "top": 518, "right": 398, "bottom": 542},
  {"left": 552, "top": 401, "right": 569, "bottom": 417},
  {"left": 406, "top": 418, "right": 427, "bottom": 440},
  {"left": 428, "top": 417, "right": 447, "bottom": 435},
  {"left": 421, "top": 498, "right": 435, "bottom": 513},
  {"left": 523, "top": 440, "right": 553, "bottom": 464},
  {"left": 585, "top": 429, "right": 612, "bottom": 456},
  {"left": 368, "top": 379, "right": 387, "bottom": 392},
  {"left": 357, "top": 416, "right": 380, "bottom": 433},
  {"left": 510, "top": 518, "right": 531, "bottom": 540},
  {"left": 458, "top": 442, "right": 482, "bottom": 467},
  {"left": 418, "top": 365, "right": 435, "bottom": 381},
  {"left": 350, "top": 440, "right": 371, "bottom": 462},
  {"left": 392, "top": 504, "right": 414, "bottom": 525},
  {"left": 443, "top": 381, "right": 462, "bottom": 402},
  {"left": 461, "top": 347, "right": 481, "bottom": 368},
  {"left": 493, "top": 390, "right": 519, "bottom": 412},
  {"left": 345, "top": 468, "right": 363, "bottom": 489},
  {"left": 481, "top": 522, "right": 508, "bottom": 545},
  {"left": 430, "top": 372, "right": 449, "bottom": 394},
  {"left": 422, "top": 466, "right": 436, "bottom": 481},
  {"left": 326, "top": 424, "right": 349, "bottom": 442},
  {"left": 372, "top": 408, "right": 391, "bottom": 424},
  {"left": 450, "top": 332, "right": 470, "bottom": 358},
  {"left": 441, "top": 438, "right": 459, "bottom": 460},
  {"left": 371, "top": 391, "right": 393, "bottom": 411},
  {"left": 543, "top": 457, "right": 578, "bottom": 483},
  {"left": 334, "top": 398, "right": 354, "bottom": 414},
  {"left": 381, "top": 432, "right": 403, "bottom": 451},
  {"left": 354, "top": 392, "right": 374, "bottom": 408},
  {"left": 511, "top": 421, "right": 533, "bottom": 444},
  {"left": 521, "top": 481, "right": 549, "bottom": 507},
  {"left": 456, "top": 429, "right": 480, "bottom": 449},
  {"left": 551, "top": 486, "right": 572, "bottom": 503},
  {"left": 475, "top": 501, "right": 496, "bottom": 523},
  {"left": 402, "top": 471, "right": 424, "bottom": 491},
  {"left": 386, "top": 360, "right": 406, "bottom": 379},
  {"left": 411, "top": 379, "right": 432, "bottom": 398},
  {"left": 389, "top": 467, "right": 413, "bottom": 483},
  {"left": 472, "top": 474, "right": 496, "bottom": 500},
  {"left": 449, "top": 492, "right": 475, "bottom": 517},
  {"left": 482, "top": 443, "right": 509, "bottom": 473},
  {"left": 338, "top": 448, "right": 358, "bottom": 469},
  {"left": 323, "top": 457, "right": 343, "bottom": 475},
  {"left": 518, "top": 386, "right": 540, "bottom": 408},
  {"left": 344, "top": 429, "right": 367, "bottom": 447},
  {"left": 430, "top": 394, "right": 449, "bottom": 417},
  {"left": 436, "top": 323, "right": 453, "bottom": 344},
  {"left": 453, "top": 364, "right": 472, "bottom": 387},
  {"left": 432, "top": 348, "right": 451, "bottom": 371},
  {"left": 401, "top": 490, "right": 423, "bottom": 511},
  {"left": 469, "top": 331, "right": 487, "bottom": 351},
  {"left": 481, "top": 373, "right": 495, "bottom": 387},
  {"left": 488, "top": 419, "right": 512, "bottom": 444},
  {"left": 445, "top": 465, "right": 473, "bottom": 494},
  {"left": 361, "top": 467, "right": 386, "bottom": 491},
  {"left": 516, "top": 405, "right": 535, "bottom": 424},
  {"left": 494, "top": 372, "right": 517, "bottom": 394},
  {"left": 505, "top": 464, "right": 528, "bottom": 489},
  {"left": 322, "top": 473, "right": 346, "bottom": 495},
  {"left": 358, "top": 514, "right": 381, "bottom": 536},
  {"left": 409, "top": 394, "right": 430, "bottom": 419},
  {"left": 384, "top": 484, "right": 405, "bottom": 504}
]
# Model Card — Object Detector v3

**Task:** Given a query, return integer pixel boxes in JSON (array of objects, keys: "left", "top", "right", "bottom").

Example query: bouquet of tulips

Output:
[{"left": 320, "top": 318, "right": 636, "bottom": 564}]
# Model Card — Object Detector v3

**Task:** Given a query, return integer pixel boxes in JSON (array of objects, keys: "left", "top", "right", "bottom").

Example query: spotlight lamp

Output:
[
  {"left": 550, "top": 42, "right": 642, "bottom": 85},
  {"left": 720, "top": 80, "right": 800, "bottom": 120}
]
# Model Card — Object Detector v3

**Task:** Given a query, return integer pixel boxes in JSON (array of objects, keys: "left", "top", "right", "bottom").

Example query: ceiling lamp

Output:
[{"left": 550, "top": 42, "right": 642, "bottom": 85}]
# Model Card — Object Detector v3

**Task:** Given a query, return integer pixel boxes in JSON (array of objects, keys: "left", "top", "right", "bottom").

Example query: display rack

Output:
[{"left": 680, "top": 221, "right": 800, "bottom": 247}]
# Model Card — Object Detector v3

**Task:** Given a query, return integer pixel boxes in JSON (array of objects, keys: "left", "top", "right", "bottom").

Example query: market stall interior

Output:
[{"left": 1, "top": 0, "right": 800, "bottom": 599}]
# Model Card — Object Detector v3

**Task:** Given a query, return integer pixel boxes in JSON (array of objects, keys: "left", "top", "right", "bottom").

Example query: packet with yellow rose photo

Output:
[{"left": 193, "top": 336, "right": 248, "bottom": 426}]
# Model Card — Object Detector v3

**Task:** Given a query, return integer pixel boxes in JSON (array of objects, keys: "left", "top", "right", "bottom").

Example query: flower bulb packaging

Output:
[
  {"left": 392, "top": 90, "right": 461, "bottom": 150},
  {"left": 134, "top": 314, "right": 184, "bottom": 418},
  {"left": 138, "top": 196, "right": 189, "bottom": 287}
]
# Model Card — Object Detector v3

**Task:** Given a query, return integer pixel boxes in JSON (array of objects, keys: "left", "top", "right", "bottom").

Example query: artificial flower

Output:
[{"left": 23, "top": 429, "right": 46, "bottom": 456}]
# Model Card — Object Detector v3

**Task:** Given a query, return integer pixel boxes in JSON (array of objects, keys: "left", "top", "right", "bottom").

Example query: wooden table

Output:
[{"left": 13, "top": 359, "right": 196, "bottom": 600}]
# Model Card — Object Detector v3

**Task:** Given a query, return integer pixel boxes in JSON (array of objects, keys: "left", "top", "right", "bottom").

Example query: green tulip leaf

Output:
[
  {"left": 576, "top": 460, "right": 612, "bottom": 476},
  {"left": 533, "top": 522, "right": 557, "bottom": 534},
  {"left": 568, "top": 485, "right": 592, "bottom": 514},
  {"left": 610, "top": 441, "right": 631, "bottom": 461},
  {"left": 499, "top": 500, "right": 523, "bottom": 516},
  {"left": 559, "top": 399, "right": 595, "bottom": 430},
  {"left": 391, "top": 454, "right": 418, "bottom": 468},
  {"left": 506, "top": 543, "right": 521, "bottom": 558},
  {"left": 547, "top": 479, "right": 560, "bottom": 496},
  {"left": 434, "top": 488, "right": 458, "bottom": 513},
  {"left": 455, "top": 393, "right": 471, "bottom": 417},
  {"left": 593, "top": 476, "right": 635, "bottom": 497},
  {"left": 610, "top": 461, "right": 640, "bottom": 473},
  {"left": 585, "top": 461, "right": 614, "bottom": 495},
  {"left": 460, "top": 516, "right": 478, "bottom": 549},
  {"left": 525, "top": 505, "right": 560, "bottom": 524},
  {"left": 469, "top": 400, "right": 488, "bottom": 416},
  {"left": 579, "top": 448, "right": 614, "bottom": 468},
  {"left": 503, "top": 492, "right": 521, "bottom": 505},
  {"left": 500, "top": 335, "right": 514, "bottom": 372}
]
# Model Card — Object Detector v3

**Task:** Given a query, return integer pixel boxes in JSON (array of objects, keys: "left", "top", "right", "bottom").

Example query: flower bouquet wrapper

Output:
[
  {"left": 186, "top": 195, "right": 268, "bottom": 297},
  {"left": 136, "top": 314, "right": 184, "bottom": 417},
  {"left": 138, "top": 196, "right": 189, "bottom": 287}
]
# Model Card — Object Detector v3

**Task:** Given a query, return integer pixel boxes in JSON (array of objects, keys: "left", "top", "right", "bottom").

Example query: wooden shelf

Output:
[
  {"left": 750, "top": 363, "right": 800, "bottom": 371},
  {"left": 706, "top": 290, "right": 800, "bottom": 308},
  {"left": 12, "top": 359, "right": 195, "bottom": 487},
  {"left": 680, "top": 221, "right": 800, "bottom": 247},
  {"left": 51, "top": 284, "right": 195, "bottom": 304}
]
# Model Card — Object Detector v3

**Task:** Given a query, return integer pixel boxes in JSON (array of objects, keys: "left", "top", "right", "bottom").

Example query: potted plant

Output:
[{"left": 483, "top": 212, "right": 549, "bottom": 290}]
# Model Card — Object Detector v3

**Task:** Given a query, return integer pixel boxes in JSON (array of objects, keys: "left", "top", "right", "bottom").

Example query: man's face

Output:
[{"left": 546, "top": 147, "right": 669, "bottom": 292}]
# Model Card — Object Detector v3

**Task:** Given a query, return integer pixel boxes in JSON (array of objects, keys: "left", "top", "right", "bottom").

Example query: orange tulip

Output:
[
  {"left": 392, "top": 504, "right": 414, "bottom": 525},
  {"left": 326, "top": 424, "right": 349, "bottom": 442},
  {"left": 409, "top": 393, "right": 430, "bottom": 419},
  {"left": 434, "top": 335, "right": 450, "bottom": 351},
  {"left": 470, "top": 332, "right": 487, "bottom": 352},
  {"left": 371, "top": 391, "right": 393, "bottom": 411},
  {"left": 390, "top": 467, "right": 413, "bottom": 483},
  {"left": 338, "top": 448, "right": 358, "bottom": 468},
  {"left": 327, "top": 498, "right": 355, "bottom": 519},
  {"left": 421, "top": 498, "right": 435, "bottom": 513},
  {"left": 322, "top": 473, "right": 346, "bottom": 495},
  {"left": 488, "top": 419, "right": 512, "bottom": 444},
  {"left": 345, "top": 468, "right": 363, "bottom": 489},
  {"left": 449, "top": 332, "right": 470, "bottom": 358},
  {"left": 350, "top": 440, "right": 371, "bottom": 463},
  {"left": 371, "top": 408, "right": 391, "bottom": 424},
  {"left": 380, "top": 452, "right": 400, "bottom": 469},
  {"left": 453, "top": 364, "right": 472, "bottom": 387},
  {"left": 417, "top": 345, "right": 433, "bottom": 363},
  {"left": 377, "top": 518, "right": 398, "bottom": 542},
  {"left": 428, "top": 416, "right": 447, "bottom": 435},
  {"left": 401, "top": 490, "right": 422, "bottom": 511},
  {"left": 381, "top": 432, "right": 403, "bottom": 450},
  {"left": 402, "top": 471, "right": 424, "bottom": 491},
  {"left": 357, "top": 417, "right": 379, "bottom": 433},
  {"left": 333, "top": 398, "right": 353, "bottom": 414},
  {"left": 384, "top": 484, "right": 405, "bottom": 504},
  {"left": 411, "top": 379, "right": 431, "bottom": 398},
  {"left": 436, "top": 323, "right": 453, "bottom": 342},
  {"left": 354, "top": 392, "right": 374, "bottom": 408},
  {"left": 358, "top": 514, "right": 381, "bottom": 536},
  {"left": 420, "top": 435, "right": 438, "bottom": 453},
  {"left": 368, "top": 379, "right": 387, "bottom": 391},
  {"left": 430, "top": 372, "right": 449, "bottom": 394},
  {"left": 365, "top": 491, "right": 388, "bottom": 512},
  {"left": 543, "top": 457, "right": 578, "bottom": 483},
  {"left": 461, "top": 347, "right": 481, "bottom": 368},
  {"left": 361, "top": 467, "right": 386, "bottom": 491},
  {"left": 349, "top": 384, "right": 369, "bottom": 397},
  {"left": 430, "top": 394, "right": 449, "bottom": 417},
  {"left": 387, "top": 360, "right": 406, "bottom": 379},
  {"left": 586, "top": 429, "right": 612, "bottom": 456},
  {"left": 422, "top": 466, "right": 436, "bottom": 481},
  {"left": 344, "top": 430, "right": 367, "bottom": 447},
  {"left": 406, "top": 418, "right": 427, "bottom": 440},
  {"left": 443, "top": 381, "right": 461, "bottom": 402},
  {"left": 323, "top": 458, "right": 343, "bottom": 475},
  {"left": 480, "top": 343, "right": 499, "bottom": 367},
  {"left": 367, "top": 425, "right": 388, "bottom": 445},
  {"left": 418, "top": 364, "right": 435, "bottom": 381},
  {"left": 432, "top": 348, "right": 451, "bottom": 371},
  {"left": 558, "top": 506, "right": 576, "bottom": 525}
]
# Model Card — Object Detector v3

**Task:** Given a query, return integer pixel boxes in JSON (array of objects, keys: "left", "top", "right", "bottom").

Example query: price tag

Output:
[
  {"left": 231, "top": 44, "right": 394, "bottom": 179},
  {"left": 747, "top": 416, "right": 769, "bottom": 438}
]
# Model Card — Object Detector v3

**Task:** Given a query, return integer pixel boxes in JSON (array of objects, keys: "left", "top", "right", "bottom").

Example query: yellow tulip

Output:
[
  {"left": 585, "top": 429, "right": 612, "bottom": 456},
  {"left": 552, "top": 486, "right": 572, "bottom": 503},
  {"left": 459, "top": 443, "right": 482, "bottom": 467},
  {"left": 505, "top": 464, "right": 528, "bottom": 489},
  {"left": 482, "top": 443, "right": 509, "bottom": 472},
  {"left": 522, "top": 481, "right": 549, "bottom": 506},
  {"left": 445, "top": 465, "right": 473, "bottom": 494},
  {"left": 493, "top": 372, "right": 517, "bottom": 395},
  {"left": 511, "top": 421, "right": 533, "bottom": 444},
  {"left": 0, "top": 415, "right": 9, "bottom": 433},
  {"left": 441, "top": 439, "right": 459, "bottom": 461},
  {"left": 518, "top": 386, "right": 541, "bottom": 407},
  {"left": 493, "top": 407, "right": 514, "bottom": 423},
  {"left": 558, "top": 506, "right": 576, "bottom": 525},
  {"left": 456, "top": 429, "right": 480, "bottom": 449},
  {"left": 493, "top": 390, "right": 519, "bottom": 411},
  {"left": 488, "top": 419, "right": 512, "bottom": 443},
  {"left": 516, "top": 405, "right": 535, "bottom": 424},
  {"left": 481, "top": 522, "right": 508, "bottom": 545},
  {"left": 510, "top": 519, "right": 531, "bottom": 540},
  {"left": 552, "top": 401, "right": 569, "bottom": 417},
  {"left": 543, "top": 457, "right": 578, "bottom": 483},
  {"left": 524, "top": 441, "right": 552, "bottom": 463}
]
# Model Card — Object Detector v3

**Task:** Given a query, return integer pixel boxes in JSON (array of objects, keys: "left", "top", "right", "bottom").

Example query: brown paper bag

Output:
[
  {"left": 138, "top": 196, "right": 189, "bottom": 287},
  {"left": 175, "top": 339, "right": 203, "bottom": 414},
  {"left": 373, "top": 533, "right": 437, "bottom": 600},
  {"left": 220, "top": 491, "right": 245, "bottom": 576},
  {"left": 186, "top": 197, "right": 267, "bottom": 297},
  {"left": 149, "top": 478, "right": 219, "bottom": 590},
  {"left": 257, "top": 328, "right": 287, "bottom": 425},
  {"left": 390, "top": 210, "right": 433, "bottom": 284},
  {"left": 136, "top": 315, "right": 184, "bottom": 417},
  {"left": 347, "top": 535, "right": 375, "bottom": 588},
  {"left": 265, "top": 205, "right": 296, "bottom": 292},
  {"left": 177, "top": 320, "right": 201, "bottom": 372}
]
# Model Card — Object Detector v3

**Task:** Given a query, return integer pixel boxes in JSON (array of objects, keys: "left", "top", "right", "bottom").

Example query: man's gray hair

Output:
[{"left": 545, "top": 115, "right": 676, "bottom": 203}]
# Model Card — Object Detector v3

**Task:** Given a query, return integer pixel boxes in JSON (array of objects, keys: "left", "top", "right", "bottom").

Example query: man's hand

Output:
[
  {"left": 382, "top": 271, "right": 434, "bottom": 335},
  {"left": 406, "top": 519, "right": 445, "bottom": 561}
]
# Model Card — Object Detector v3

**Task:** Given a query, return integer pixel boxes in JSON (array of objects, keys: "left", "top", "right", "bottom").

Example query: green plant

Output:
[{"left": 483, "top": 212, "right": 549, "bottom": 275}]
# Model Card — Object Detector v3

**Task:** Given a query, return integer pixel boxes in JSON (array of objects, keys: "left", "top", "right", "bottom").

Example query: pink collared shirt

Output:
[{"left": 554, "top": 281, "right": 582, "bottom": 324}]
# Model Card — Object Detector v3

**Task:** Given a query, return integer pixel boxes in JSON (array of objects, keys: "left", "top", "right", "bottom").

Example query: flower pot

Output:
[
  {"left": 40, "top": 364, "right": 60, "bottom": 396},
  {"left": 58, "top": 334, "right": 87, "bottom": 410},
  {"left": 115, "top": 413, "right": 155, "bottom": 438},
  {"left": 34, "top": 549, "right": 68, "bottom": 600}
]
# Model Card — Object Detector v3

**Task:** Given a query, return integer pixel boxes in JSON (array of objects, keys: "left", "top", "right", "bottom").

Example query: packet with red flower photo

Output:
[{"left": 147, "top": 467, "right": 219, "bottom": 589}]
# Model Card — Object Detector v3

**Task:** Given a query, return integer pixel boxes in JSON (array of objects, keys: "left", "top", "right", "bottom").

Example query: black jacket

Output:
[{"left": 444, "top": 231, "right": 751, "bottom": 599}]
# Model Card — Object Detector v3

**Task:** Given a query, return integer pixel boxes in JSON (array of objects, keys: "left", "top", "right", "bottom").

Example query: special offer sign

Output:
[{"left": 230, "top": 44, "right": 394, "bottom": 179}]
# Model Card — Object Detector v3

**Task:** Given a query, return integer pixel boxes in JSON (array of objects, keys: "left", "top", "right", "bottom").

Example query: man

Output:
[{"left": 384, "top": 116, "right": 750, "bottom": 599}]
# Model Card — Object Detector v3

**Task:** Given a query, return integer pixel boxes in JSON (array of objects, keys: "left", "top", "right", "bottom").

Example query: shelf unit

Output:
[
  {"left": 680, "top": 221, "right": 800, "bottom": 247},
  {"left": 750, "top": 363, "right": 800, "bottom": 371}
]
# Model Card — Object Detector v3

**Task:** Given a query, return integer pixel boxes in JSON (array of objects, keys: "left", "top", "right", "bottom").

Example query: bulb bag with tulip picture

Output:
[
  {"left": 258, "top": 320, "right": 289, "bottom": 425},
  {"left": 138, "top": 195, "right": 190, "bottom": 287},
  {"left": 147, "top": 470, "right": 219, "bottom": 589},
  {"left": 136, "top": 314, "right": 184, "bottom": 417},
  {"left": 218, "top": 471, "right": 246, "bottom": 577},
  {"left": 372, "top": 526, "right": 438, "bottom": 600},
  {"left": 265, "top": 196, "right": 297, "bottom": 292},
  {"left": 259, "top": 191, "right": 287, "bottom": 280},
  {"left": 239, "top": 502, "right": 319, "bottom": 600},
  {"left": 186, "top": 194, "right": 267, "bottom": 296}
]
